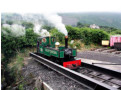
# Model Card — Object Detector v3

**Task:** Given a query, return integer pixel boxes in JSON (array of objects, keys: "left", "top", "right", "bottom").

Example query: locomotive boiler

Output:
[{"left": 37, "top": 36, "right": 81, "bottom": 69}]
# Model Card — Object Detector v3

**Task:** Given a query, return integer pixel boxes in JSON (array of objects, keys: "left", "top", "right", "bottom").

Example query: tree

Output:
[
  {"left": 76, "top": 22, "right": 89, "bottom": 28},
  {"left": 50, "top": 28, "right": 65, "bottom": 43},
  {"left": 22, "top": 21, "right": 34, "bottom": 29},
  {"left": 6, "top": 20, "right": 13, "bottom": 25},
  {"left": 42, "top": 25, "right": 54, "bottom": 31}
]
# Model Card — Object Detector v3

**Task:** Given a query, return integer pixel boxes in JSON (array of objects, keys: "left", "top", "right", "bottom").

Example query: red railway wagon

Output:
[
  {"left": 110, "top": 35, "right": 121, "bottom": 51},
  {"left": 110, "top": 35, "right": 121, "bottom": 47}
]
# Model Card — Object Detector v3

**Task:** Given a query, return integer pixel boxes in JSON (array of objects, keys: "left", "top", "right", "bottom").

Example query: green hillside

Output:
[
  {"left": 59, "top": 12, "right": 121, "bottom": 29},
  {"left": 1, "top": 12, "right": 121, "bottom": 29}
]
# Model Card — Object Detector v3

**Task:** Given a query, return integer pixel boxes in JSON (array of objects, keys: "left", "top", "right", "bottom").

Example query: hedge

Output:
[{"left": 66, "top": 26, "right": 109, "bottom": 45}]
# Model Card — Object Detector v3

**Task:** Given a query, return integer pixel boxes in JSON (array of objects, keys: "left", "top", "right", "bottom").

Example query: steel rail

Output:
[
  {"left": 30, "top": 52, "right": 118, "bottom": 90},
  {"left": 78, "top": 67, "right": 121, "bottom": 87},
  {"left": 81, "top": 62, "right": 121, "bottom": 79}
]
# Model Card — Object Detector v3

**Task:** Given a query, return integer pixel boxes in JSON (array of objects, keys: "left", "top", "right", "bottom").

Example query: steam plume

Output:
[
  {"left": 40, "top": 29, "right": 50, "bottom": 37},
  {"left": 19, "top": 13, "right": 68, "bottom": 36},
  {"left": 33, "top": 24, "right": 50, "bottom": 37},
  {"left": 42, "top": 13, "right": 68, "bottom": 36},
  {"left": 33, "top": 24, "right": 42, "bottom": 34},
  {"left": 2, "top": 24, "right": 25, "bottom": 37}
]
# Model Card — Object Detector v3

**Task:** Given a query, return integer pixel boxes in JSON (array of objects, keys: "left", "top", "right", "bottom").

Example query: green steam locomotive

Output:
[{"left": 37, "top": 36, "right": 81, "bottom": 69}]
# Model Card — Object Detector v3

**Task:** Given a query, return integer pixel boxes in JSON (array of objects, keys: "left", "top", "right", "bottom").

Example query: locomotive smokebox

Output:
[{"left": 65, "top": 36, "right": 68, "bottom": 48}]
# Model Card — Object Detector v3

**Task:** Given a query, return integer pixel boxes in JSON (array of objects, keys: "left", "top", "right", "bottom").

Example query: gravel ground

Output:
[
  {"left": 21, "top": 57, "right": 89, "bottom": 90},
  {"left": 77, "top": 51, "right": 121, "bottom": 64}
]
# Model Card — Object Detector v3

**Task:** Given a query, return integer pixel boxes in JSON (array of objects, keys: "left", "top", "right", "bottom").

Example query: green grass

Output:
[{"left": 18, "top": 84, "right": 24, "bottom": 90}]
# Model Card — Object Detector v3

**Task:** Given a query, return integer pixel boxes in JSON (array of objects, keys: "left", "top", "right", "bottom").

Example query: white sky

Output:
[{"left": 0, "top": 0, "right": 121, "bottom": 13}]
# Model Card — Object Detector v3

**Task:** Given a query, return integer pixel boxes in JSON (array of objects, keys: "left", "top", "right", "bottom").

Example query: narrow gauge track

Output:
[
  {"left": 90, "top": 48, "right": 121, "bottom": 54},
  {"left": 30, "top": 52, "right": 121, "bottom": 90},
  {"left": 77, "top": 67, "right": 121, "bottom": 89}
]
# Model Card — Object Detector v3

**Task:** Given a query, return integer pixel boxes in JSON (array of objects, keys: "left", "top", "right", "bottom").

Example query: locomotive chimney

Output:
[{"left": 65, "top": 36, "right": 68, "bottom": 48}]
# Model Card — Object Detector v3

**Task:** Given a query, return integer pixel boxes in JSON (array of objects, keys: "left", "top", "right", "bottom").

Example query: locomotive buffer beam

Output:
[{"left": 30, "top": 52, "right": 118, "bottom": 90}]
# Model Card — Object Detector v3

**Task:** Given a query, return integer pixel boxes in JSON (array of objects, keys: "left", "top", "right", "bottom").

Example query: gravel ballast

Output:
[{"left": 22, "top": 58, "right": 89, "bottom": 90}]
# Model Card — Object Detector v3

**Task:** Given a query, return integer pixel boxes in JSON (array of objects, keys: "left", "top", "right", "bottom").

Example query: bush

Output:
[
  {"left": 25, "top": 28, "right": 39, "bottom": 46},
  {"left": 110, "top": 30, "right": 121, "bottom": 35},
  {"left": 90, "top": 29, "right": 109, "bottom": 44},
  {"left": 66, "top": 26, "right": 82, "bottom": 39},
  {"left": 1, "top": 27, "right": 38, "bottom": 60},
  {"left": 1, "top": 28, "right": 25, "bottom": 59},
  {"left": 66, "top": 26, "right": 109, "bottom": 45}
]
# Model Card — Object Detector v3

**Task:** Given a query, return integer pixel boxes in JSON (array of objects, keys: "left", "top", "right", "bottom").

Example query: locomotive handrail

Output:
[{"left": 30, "top": 52, "right": 118, "bottom": 90}]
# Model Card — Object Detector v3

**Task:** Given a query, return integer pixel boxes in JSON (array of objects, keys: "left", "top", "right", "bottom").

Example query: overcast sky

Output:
[{"left": 0, "top": 0, "right": 121, "bottom": 13}]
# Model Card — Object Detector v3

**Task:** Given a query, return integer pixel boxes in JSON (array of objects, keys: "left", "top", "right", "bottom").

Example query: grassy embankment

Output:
[{"left": 2, "top": 47, "right": 36, "bottom": 90}]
